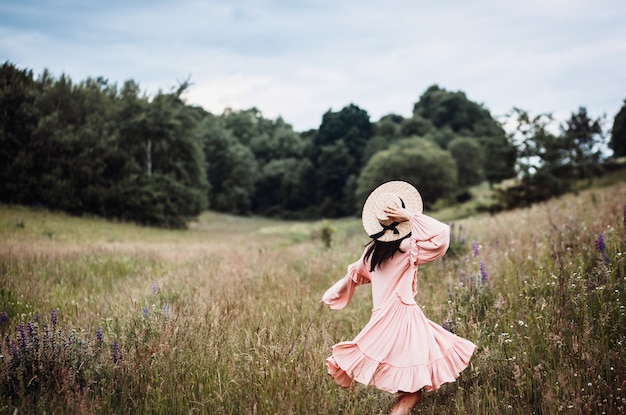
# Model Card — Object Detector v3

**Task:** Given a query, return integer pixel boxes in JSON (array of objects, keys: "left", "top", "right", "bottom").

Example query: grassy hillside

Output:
[{"left": 1, "top": 182, "right": 625, "bottom": 414}]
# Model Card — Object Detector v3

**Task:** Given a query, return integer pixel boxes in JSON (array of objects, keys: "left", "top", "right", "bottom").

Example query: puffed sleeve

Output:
[
  {"left": 320, "top": 260, "right": 371, "bottom": 310},
  {"left": 409, "top": 213, "right": 450, "bottom": 267}
]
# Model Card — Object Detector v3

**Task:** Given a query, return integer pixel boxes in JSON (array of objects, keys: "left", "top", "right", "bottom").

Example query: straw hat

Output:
[{"left": 361, "top": 181, "right": 423, "bottom": 242}]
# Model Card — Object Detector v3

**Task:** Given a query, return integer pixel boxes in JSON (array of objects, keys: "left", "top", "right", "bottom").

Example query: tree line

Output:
[{"left": 1, "top": 62, "right": 624, "bottom": 227}]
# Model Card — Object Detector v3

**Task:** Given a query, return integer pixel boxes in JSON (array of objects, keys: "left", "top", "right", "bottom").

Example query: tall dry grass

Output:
[{"left": 1, "top": 183, "right": 625, "bottom": 414}]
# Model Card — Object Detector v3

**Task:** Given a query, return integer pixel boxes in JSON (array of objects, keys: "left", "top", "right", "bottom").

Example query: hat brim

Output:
[{"left": 361, "top": 181, "right": 423, "bottom": 242}]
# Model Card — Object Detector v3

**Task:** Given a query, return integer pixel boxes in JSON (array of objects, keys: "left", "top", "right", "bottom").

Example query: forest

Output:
[{"left": 1, "top": 61, "right": 624, "bottom": 227}]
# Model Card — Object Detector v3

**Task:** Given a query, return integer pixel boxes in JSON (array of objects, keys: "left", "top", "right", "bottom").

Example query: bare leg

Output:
[{"left": 390, "top": 391, "right": 422, "bottom": 415}]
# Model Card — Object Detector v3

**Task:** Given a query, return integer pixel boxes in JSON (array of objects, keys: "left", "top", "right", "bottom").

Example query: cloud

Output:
[{"left": 1, "top": 0, "right": 625, "bottom": 131}]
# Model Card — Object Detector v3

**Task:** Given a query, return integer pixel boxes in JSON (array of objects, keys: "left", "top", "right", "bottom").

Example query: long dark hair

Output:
[{"left": 363, "top": 233, "right": 411, "bottom": 272}]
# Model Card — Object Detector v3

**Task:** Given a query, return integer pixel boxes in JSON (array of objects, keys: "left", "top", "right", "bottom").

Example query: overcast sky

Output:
[{"left": 1, "top": 0, "right": 625, "bottom": 132}]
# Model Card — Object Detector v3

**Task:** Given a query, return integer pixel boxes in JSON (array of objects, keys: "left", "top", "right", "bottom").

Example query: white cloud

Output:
[{"left": 1, "top": 0, "right": 624, "bottom": 131}]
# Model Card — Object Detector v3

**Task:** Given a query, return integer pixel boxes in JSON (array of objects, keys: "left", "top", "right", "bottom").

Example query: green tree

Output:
[
  {"left": 315, "top": 103, "right": 373, "bottom": 165},
  {"left": 609, "top": 100, "right": 626, "bottom": 157},
  {"left": 448, "top": 136, "right": 484, "bottom": 188},
  {"left": 424, "top": 127, "right": 457, "bottom": 149},
  {"left": 198, "top": 116, "right": 258, "bottom": 214},
  {"left": 499, "top": 108, "right": 570, "bottom": 207},
  {"left": 412, "top": 85, "right": 516, "bottom": 186},
  {"left": 375, "top": 117, "right": 401, "bottom": 140},
  {"left": 0, "top": 62, "right": 40, "bottom": 204},
  {"left": 315, "top": 140, "right": 356, "bottom": 217},
  {"left": 560, "top": 106, "right": 605, "bottom": 182},
  {"left": 362, "top": 117, "right": 405, "bottom": 164},
  {"left": 25, "top": 73, "right": 119, "bottom": 213},
  {"left": 413, "top": 85, "right": 504, "bottom": 138},
  {"left": 400, "top": 115, "right": 434, "bottom": 138},
  {"left": 1, "top": 63, "right": 217, "bottom": 226},
  {"left": 356, "top": 138, "right": 458, "bottom": 209},
  {"left": 113, "top": 84, "right": 209, "bottom": 225},
  {"left": 249, "top": 118, "right": 304, "bottom": 163},
  {"left": 477, "top": 134, "right": 517, "bottom": 186},
  {"left": 310, "top": 104, "right": 373, "bottom": 216},
  {"left": 56, "top": 77, "right": 120, "bottom": 214},
  {"left": 378, "top": 113, "right": 405, "bottom": 125},
  {"left": 221, "top": 107, "right": 264, "bottom": 146},
  {"left": 252, "top": 157, "right": 315, "bottom": 216},
  {"left": 361, "top": 135, "right": 394, "bottom": 166}
]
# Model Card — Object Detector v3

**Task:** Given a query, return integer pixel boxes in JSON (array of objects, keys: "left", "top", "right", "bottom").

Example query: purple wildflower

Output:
[
  {"left": 472, "top": 241, "right": 480, "bottom": 257},
  {"left": 459, "top": 270, "right": 466, "bottom": 284},
  {"left": 480, "top": 260, "right": 488, "bottom": 284},
  {"left": 151, "top": 282, "right": 157, "bottom": 296},
  {"left": 0, "top": 311, "right": 7, "bottom": 323},
  {"left": 142, "top": 305, "right": 150, "bottom": 320},
  {"left": 50, "top": 309, "right": 58, "bottom": 326},
  {"left": 595, "top": 233, "right": 610, "bottom": 263},
  {"left": 96, "top": 326, "right": 103, "bottom": 345},
  {"left": 18, "top": 324, "right": 26, "bottom": 348},
  {"left": 27, "top": 321, "right": 35, "bottom": 337},
  {"left": 595, "top": 233, "right": 606, "bottom": 253},
  {"left": 42, "top": 323, "right": 50, "bottom": 347},
  {"left": 9, "top": 340, "right": 18, "bottom": 360},
  {"left": 112, "top": 341, "right": 122, "bottom": 364}
]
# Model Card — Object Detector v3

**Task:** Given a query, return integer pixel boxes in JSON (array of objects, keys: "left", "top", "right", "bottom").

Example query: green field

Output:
[{"left": 1, "top": 183, "right": 626, "bottom": 414}]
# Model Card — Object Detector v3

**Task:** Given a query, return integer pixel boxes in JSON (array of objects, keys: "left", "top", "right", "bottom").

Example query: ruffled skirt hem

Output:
[
  {"left": 325, "top": 296, "right": 476, "bottom": 393},
  {"left": 326, "top": 336, "right": 475, "bottom": 393}
]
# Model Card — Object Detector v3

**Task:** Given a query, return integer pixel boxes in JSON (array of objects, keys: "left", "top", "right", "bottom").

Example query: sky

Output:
[{"left": 1, "top": 0, "right": 625, "bottom": 132}]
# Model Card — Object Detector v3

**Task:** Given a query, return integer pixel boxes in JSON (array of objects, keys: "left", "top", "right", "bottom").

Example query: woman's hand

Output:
[{"left": 383, "top": 205, "right": 413, "bottom": 222}]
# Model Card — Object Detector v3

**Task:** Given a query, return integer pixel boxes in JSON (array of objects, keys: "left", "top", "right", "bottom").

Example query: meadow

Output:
[{"left": 1, "top": 181, "right": 625, "bottom": 414}]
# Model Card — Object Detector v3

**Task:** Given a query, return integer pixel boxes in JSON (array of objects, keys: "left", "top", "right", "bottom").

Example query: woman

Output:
[{"left": 321, "top": 181, "right": 476, "bottom": 415}]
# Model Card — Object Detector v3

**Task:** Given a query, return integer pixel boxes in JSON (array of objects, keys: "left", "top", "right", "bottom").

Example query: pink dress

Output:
[{"left": 321, "top": 214, "right": 476, "bottom": 393}]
